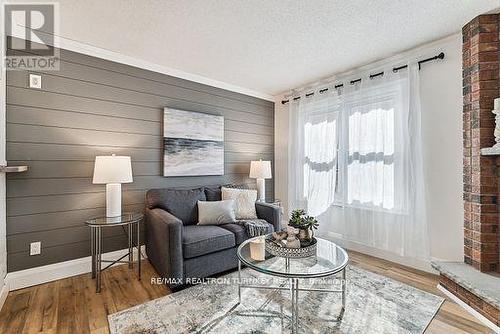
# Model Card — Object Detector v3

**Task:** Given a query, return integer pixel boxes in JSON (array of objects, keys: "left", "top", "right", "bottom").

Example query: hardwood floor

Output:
[
  {"left": 0, "top": 262, "right": 169, "bottom": 334},
  {"left": 347, "top": 252, "right": 494, "bottom": 334},
  {"left": 0, "top": 252, "right": 493, "bottom": 333}
]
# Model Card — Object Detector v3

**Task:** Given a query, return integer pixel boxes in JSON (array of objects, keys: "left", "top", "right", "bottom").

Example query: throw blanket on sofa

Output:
[{"left": 236, "top": 219, "right": 270, "bottom": 237}]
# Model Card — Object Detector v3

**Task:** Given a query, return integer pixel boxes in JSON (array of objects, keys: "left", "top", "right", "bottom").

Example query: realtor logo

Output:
[{"left": 3, "top": 3, "right": 59, "bottom": 70}]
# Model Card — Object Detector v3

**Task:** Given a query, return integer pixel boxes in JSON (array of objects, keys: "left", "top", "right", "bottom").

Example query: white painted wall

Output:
[
  {"left": 275, "top": 34, "right": 464, "bottom": 269},
  {"left": 419, "top": 35, "right": 464, "bottom": 263}
]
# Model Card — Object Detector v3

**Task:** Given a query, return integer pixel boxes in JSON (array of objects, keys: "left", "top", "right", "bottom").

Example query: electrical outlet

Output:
[
  {"left": 30, "top": 241, "right": 41, "bottom": 256},
  {"left": 29, "top": 74, "right": 42, "bottom": 89}
]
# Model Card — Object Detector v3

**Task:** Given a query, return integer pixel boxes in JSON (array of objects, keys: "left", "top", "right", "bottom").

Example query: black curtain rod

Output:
[
  {"left": 417, "top": 52, "right": 445, "bottom": 69},
  {"left": 281, "top": 52, "right": 445, "bottom": 104},
  {"left": 369, "top": 71, "right": 384, "bottom": 79}
]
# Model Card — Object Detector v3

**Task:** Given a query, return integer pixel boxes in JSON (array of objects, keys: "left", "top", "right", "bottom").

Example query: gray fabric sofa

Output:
[{"left": 145, "top": 185, "right": 281, "bottom": 288}]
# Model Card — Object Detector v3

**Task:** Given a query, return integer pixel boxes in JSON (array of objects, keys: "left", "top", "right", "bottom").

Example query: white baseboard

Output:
[
  {"left": 5, "top": 245, "right": 146, "bottom": 291},
  {"left": 0, "top": 282, "right": 8, "bottom": 312},
  {"left": 437, "top": 284, "right": 500, "bottom": 333},
  {"left": 325, "top": 232, "right": 435, "bottom": 273}
]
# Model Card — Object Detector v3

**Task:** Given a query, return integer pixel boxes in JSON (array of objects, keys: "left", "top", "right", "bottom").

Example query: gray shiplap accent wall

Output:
[{"left": 6, "top": 44, "right": 274, "bottom": 272}]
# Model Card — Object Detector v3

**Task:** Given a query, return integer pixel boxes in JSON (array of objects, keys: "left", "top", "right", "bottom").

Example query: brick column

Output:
[{"left": 462, "top": 14, "right": 500, "bottom": 272}]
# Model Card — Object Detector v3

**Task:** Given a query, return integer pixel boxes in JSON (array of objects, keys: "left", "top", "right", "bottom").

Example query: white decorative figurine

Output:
[
  {"left": 285, "top": 226, "right": 301, "bottom": 248},
  {"left": 493, "top": 98, "right": 500, "bottom": 148},
  {"left": 480, "top": 98, "right": 500, "bottom": 155}
]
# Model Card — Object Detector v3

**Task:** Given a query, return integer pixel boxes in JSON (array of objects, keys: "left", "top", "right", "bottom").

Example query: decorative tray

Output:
[{"left": 265, "top": 235, "right": 317, "bottom": 258}]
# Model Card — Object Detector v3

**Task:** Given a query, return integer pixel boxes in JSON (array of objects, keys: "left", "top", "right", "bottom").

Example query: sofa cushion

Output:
[
  {"left": 219, "top": 221, "right": 275, "bottom": 245},
  {"left": 204, "top": 184, "right": 249, "bottom": 201},
  {"left": 204, "top": 186, "right": 222, "bottom": 201},
  {"left": 146, "top": 187, "right": 206, "bottom": 225},
  {"left": 222, "top": 187, "right": 258, "bottom": 219},
  {"left": 182, "top": 225, "right": 235, "bottom": 259},
  {"left": 197, "top": 200, "right": 236, "bottom": 225},
  {"left": 218, "top": 223, "right": 247, "bottom": 245}
]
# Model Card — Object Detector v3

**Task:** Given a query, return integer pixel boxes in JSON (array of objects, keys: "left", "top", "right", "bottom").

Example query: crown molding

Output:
[{"left": 6, "top": 31, "right": 274, "bottom": 102}]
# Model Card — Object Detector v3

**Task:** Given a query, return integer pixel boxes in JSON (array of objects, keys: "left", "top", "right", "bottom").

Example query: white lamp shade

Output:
[
  {"left": 249, "top": 160, "right": 272, "bottom": 179},
  {"left": 93, "top": 155, "right": 133, "bottom": 184}
]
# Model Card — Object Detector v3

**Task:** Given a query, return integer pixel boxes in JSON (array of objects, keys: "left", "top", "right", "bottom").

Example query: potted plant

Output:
[{"left": 288, "top": 209, "right": 319, "bottom": 246}]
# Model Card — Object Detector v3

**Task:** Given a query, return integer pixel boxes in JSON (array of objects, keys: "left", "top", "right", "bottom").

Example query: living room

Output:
[{"left": 0, "top": 1, "right": 499, "bottom": 333}]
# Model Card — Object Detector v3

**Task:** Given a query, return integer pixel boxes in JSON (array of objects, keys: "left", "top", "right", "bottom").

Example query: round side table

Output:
[{"left": 85, "top": 212, "right": 143, "bottom": 293}]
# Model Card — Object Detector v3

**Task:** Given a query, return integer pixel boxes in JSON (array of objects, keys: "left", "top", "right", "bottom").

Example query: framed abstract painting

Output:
[{"left": 163, "top": 108, "right": 224, "bottom": 176}]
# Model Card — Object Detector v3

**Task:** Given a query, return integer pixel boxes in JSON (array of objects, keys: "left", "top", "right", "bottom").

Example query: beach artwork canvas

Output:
[{"left": 163, "top": 108, "right": 224, "bottom": 176}]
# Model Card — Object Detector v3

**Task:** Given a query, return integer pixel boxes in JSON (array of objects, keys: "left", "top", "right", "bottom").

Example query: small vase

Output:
[
  {"left": 298, "top": 228, "right": 313, "bottom": 247},
  {"left": 298, "top": 228, "right": 311, "bottom": 241}
]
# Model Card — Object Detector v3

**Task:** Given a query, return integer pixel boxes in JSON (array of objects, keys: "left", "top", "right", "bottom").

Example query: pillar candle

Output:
[{"left": 249, "top": 237, "right": 266, "bottom": 261}]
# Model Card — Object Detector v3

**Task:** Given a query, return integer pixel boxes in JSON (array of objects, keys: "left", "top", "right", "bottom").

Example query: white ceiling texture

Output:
[{"left": 11, "top": 0, "right": 500, "bottom": 99}]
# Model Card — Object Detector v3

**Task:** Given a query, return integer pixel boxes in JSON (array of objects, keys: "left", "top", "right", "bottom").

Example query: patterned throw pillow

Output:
[
  {"left": 223, "top": 183, "right": 251, "bottom": 189},
  {"left": 221, "top": 187, "right": 257, "bottom": 219}
]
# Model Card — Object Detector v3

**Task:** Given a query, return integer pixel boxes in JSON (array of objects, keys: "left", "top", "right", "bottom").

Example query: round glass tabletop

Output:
[
  {"left": 237, "top": 235, "right": 348, "bottom": 278},
  {"left": 85, "top": 212, "right": 143, "bottom": 226}
]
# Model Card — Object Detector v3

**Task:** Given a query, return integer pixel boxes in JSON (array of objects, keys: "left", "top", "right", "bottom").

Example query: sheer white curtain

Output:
[
  {"left": 288, "top": 63, "right": 428, "bottom": 260},
  {"left": 288, "top": 91, "right": 341, "bottom": 216}
]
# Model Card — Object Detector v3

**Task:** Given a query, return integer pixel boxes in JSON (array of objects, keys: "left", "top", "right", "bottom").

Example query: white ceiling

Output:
[{"left": 13, "top": 0, "right": 500, "bottom": 98}]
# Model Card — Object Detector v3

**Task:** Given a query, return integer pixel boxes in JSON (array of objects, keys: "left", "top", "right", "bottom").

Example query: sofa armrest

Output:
[
  {"left": 145, "top": 208, "right": 184, "bottom": 285},
  {"left": 255, "top": 202, "right": 282, "bottom": 232}
]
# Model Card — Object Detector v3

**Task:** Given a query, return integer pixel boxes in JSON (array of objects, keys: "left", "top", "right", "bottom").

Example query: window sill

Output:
[{"left": 331, "top": 203, "right": 408, "bottom": 216}]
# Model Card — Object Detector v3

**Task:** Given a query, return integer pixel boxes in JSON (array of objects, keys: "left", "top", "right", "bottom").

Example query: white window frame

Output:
[{"left": 332, "top": 84, "right": 407, "bottom": 215}]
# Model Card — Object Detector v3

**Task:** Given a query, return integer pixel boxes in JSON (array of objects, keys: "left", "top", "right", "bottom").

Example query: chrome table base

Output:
[
  {"left": 90, "top": 221, "right": 141, "bottom": 293},
  {"left": 237, "top": 259, "right": 346, "bottom": 334}
]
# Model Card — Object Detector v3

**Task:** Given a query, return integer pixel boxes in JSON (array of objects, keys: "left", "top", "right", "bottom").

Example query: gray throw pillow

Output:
[
  {"left": 204, "top": 186, "right": 222, "bottom": 201},
  {"left": 197, "top": 200, "right": 236, "bottom": 225},
  {"left": 146, "top": 187, "right": 206, "bottom": 225}
]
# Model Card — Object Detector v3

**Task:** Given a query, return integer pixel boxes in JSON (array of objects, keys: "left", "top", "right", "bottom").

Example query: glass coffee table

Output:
[{"left": 237, "top": 235, "right": 348, "bottom": 334}]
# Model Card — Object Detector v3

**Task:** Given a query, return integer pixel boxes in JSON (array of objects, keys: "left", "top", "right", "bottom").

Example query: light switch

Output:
[
  {"left": 30, "top": 241, "right": 41, "bottom": 255},
  {"left": 29, "top": 74, "right": 42, "bottom": 89}
]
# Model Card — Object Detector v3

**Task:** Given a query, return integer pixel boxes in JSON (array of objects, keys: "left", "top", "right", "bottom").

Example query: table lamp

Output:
[
  {"left": 93, "top": 154, "right": 133, "bottom": 217},
  {"left": 249, "top": 160, "right": 272, "bottom": 202}
]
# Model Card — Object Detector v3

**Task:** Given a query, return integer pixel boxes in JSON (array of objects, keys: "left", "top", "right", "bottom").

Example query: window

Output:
[
  {"left": 290, "top": 65, "right": 426, "bottom": 259},
  {"left": 302, "top": 113, "right": 338, "bottom": 215},
  {"left": 295, "top": 96, "right": 341, "bottom": 216},
  {"left": 302, "top": 80, "right": 406, "bottom": 214}
]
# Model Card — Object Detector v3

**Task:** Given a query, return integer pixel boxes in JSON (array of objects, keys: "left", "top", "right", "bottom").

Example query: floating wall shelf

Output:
[{"left": 481, "top": 147, "right": 500, "bottom": 156}]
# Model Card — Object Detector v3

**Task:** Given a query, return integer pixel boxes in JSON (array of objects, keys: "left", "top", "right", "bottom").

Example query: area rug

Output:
[{"left": 108, "top": 262, "right": 443, "bottom": 334}]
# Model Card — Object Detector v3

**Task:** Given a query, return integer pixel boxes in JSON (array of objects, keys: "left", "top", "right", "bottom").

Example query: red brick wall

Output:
[{"left": 462, "top": 15, "right": 500, "bottom": 272}]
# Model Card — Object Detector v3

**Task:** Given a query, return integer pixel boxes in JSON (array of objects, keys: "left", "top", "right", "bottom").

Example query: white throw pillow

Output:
[
  {"left": 197, "top": 200, "right": 236, "bottom": 225},
  {"left": 221, "top": 187, "right": 257, "bottom": 219}
]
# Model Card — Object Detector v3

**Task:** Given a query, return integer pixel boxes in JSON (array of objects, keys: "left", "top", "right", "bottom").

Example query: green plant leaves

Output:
[{"left": 288, "top": 209, "right": 319, "bottom": 230}]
